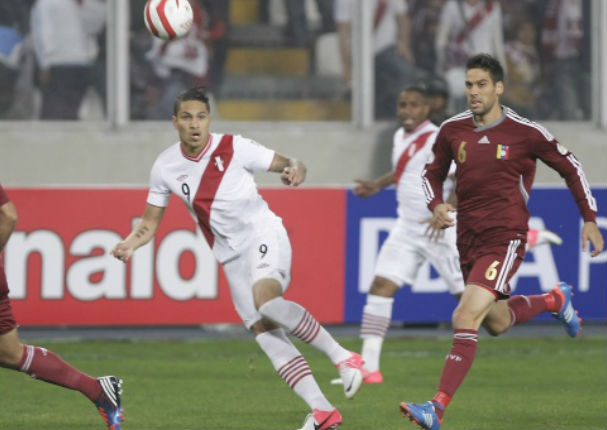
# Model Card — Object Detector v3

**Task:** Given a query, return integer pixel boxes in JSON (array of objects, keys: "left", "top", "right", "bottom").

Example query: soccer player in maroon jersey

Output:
[
  {"left": 0, "top": 184, "right": 124, "bottom": 430},
  {"left": 399, "top": 54, "right": 604, "bottom": 430}
]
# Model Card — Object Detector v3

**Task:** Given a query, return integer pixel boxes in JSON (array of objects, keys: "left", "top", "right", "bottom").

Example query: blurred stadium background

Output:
[{"left": 0, "top": 1, "right": 605, "bottom": 429}]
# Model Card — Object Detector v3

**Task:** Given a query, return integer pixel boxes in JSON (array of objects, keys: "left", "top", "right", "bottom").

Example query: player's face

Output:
[
  {"left": 465, "top": 68, "right": 503, "bottom": 118},
  {"left": 397, "top": 90, "right": 430, "bottom": 132},
  {"left": 172, "top": 100, "right": 211, "bottom": 153}
]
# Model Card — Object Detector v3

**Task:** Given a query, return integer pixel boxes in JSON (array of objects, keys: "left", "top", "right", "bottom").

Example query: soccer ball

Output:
[{"left": 144, "top": 0, "right": 193, "bottom": 40}]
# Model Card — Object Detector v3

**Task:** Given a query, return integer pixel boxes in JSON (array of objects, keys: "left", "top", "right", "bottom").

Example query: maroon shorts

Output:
[
  {"left": 458, "top": 230, "right": 526, "bottom": 299},
  {"left": 0, "top": 294, "right": 17, "bottom": 335}
]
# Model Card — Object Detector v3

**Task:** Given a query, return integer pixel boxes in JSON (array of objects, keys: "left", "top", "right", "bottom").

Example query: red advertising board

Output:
[{"left": 5, "top": 188, "right": 346, "bottom": 326}]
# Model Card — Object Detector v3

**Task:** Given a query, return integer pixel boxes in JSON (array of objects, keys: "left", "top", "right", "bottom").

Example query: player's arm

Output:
[
  {"left": 535, "top": 138, "right": 603, "bottom": 256},
  {"left": 269, "top": 153, "right": 306, "bottom": 187},
  {"left": 111, "top": 204, "right": 165, "bottom": 262},
  {"left": 423, "top": 131, "right": 455, "bottom": 229},
  {"left": 353, "top": 171, "right": 395, "bottom": 198},
  {"left": 0, "top": 201, "right": 17, "bottom": 253},
  {"left": 396, "top": 11, "right": 414, "bottom": 63}
]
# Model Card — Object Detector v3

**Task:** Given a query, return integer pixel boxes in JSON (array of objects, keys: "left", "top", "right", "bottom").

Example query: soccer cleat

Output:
[
  {"left": 296, "top": 408, "right": 342, "bottom": 430},
  {"left": 527, "top": 228, "right": 563, "bottom": 250},
  {"left": 96, "top": 376, "right": 124, "bottom": 430},
  {"left": 551, "top": 282, "right": 581, "bottom": 338},
  {"left": 330, "top": 367, "right": 383, "bottom": 385},
  {"left": 335, "top": 352, "right": 363, "bottom": 399},
  {"left": 400, "top": 401, "right": 442, "bottom": 430},
  {"left": 361, "top": 368, "right": 383, "bottom": 384}
]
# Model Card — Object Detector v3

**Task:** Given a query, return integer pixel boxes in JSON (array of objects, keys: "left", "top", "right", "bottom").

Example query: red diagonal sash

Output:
[
  {"left": 192, "top": 134, "right": 234, "bottom": 247},
  {"left": 394, "top": 131, "right": 434, "bottom": 184}
]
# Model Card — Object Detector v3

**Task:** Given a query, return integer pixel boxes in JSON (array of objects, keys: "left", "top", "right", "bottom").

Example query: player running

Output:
[
  {"left": 0, "top": 183, "right": 123, "bottom": 430},
  {"left": 111, "top": 86, "right": 362, "bottom": 430},
  {"left": 400, "top": 53, "right": 604, "bottom": 430}
]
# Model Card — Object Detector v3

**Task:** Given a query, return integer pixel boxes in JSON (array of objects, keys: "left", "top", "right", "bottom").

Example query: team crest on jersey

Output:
[
  {"left": 556, "top": 143, "right": 569, "bottom": 155},
  {"left": 214, "top": 156, "right": 225, "bottom": 171},
  {"left": 496, "top": 144, "right": 510, "bottom": 160}
]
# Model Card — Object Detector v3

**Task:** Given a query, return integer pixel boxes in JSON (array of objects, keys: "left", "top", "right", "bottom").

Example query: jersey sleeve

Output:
[
  {"left": 146, "top": 159, "right": 171, "bottom": 208},
  {"left": 532, "top": 132, "right": 597, "bottom": 222},
  {"left": 234, "top": 135, "right": 275, "bottom": 173},
  {"left": 422, "top": 127, "right": 453, "bottom": 212},
  {"left": 0, "top": 184, "right": 9, "bottom": 207}
]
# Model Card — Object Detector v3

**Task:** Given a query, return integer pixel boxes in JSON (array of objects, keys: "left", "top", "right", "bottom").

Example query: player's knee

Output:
[
  {"left": 483, "top": 319, "right": 508, "bottom": 337},
  {"left": 0, "top": 343, "right": 24, "bottom": 368},
  {"left": 369, "top": 277, "right": 398, "bottom": 297}
]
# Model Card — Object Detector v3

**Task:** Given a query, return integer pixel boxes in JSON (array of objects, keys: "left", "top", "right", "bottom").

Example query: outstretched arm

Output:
[
  {"left": 111, "top": 204, "right": 165, "bottom": 262},
  {"left": 353, "top": 171, "right": 395, "bottom": 197},
  {"left": 269, "top": 153, "right": 307, "bottom": 186},
  {"left": 0, "top": 201, "right": 17, "bottom": 253}
]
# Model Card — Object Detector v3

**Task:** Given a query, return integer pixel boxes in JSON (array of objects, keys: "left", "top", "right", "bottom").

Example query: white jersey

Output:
[
  {"left": 392, "top": 120, "right": 454, "bottom": 230},
  {"left": 147, "top": 133, "right": 281, "bottom": 263}
]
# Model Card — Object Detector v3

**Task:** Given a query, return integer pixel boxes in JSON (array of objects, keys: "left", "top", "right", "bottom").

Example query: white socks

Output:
[
  {"left": 256, "top": 328, "right": 333, "bottom": 410},
  {"left": 360, "top": 294, "right": 394, "bottom": 372},
  {"left": 259, "top": 297, "right": 350, "bottom": 364}
]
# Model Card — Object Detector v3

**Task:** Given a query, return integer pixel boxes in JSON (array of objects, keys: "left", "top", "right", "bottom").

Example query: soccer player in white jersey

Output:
[
  {"left": 349, "top": 86, "right": 464, "bottom": 385},
  {"left": 340, "top": 86, "right": 564, "bottom": 386},
  {"left": 110, "top": 87, "right": 362, "bottom": 430}
]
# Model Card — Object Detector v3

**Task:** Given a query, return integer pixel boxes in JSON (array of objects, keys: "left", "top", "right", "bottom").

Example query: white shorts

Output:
[
  {"left": 374, "top": 219, "right": 464, "bottom": 295},
  {"left": 222, "top": 223, "right": 292, "bottom": 329}
]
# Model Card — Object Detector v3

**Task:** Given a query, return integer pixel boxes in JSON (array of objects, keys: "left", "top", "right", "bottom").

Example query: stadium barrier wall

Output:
[{"left": 5, "top": 186, "right": 606, "bottom": 326}]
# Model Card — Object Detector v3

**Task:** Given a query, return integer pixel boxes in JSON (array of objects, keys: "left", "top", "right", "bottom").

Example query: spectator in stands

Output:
[
  {"left": 503, "top": 19, "right": 541, "bottom": 118},
  {"left": 408, "top": 0, "right": 443, "bottom": 75},
  {"left": 144, "top": 0, "right": 211, "bottom": 119},
  {"left": 541, "top": 0, "right": 590, "bottom": 120},
  {"left": 284, "top": 0, "right": 335, "bottom": 46},
  {"left": 336, "top": 0, "right": 422, "bottom": 119},
  {"left": 0, "top": 0, "right": 28, "bottom": 118},
  {"left": 425, "top": 75, "right": 450, "bottom": 125},
  {"left": 30, "top": 0, "right": 105, "bottom": 120},
  {"left": 435, "top": 0, "right": 505, "bottom": 112}
]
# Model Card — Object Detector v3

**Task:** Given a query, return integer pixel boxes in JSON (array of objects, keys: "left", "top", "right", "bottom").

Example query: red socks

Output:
[
  {"left": 507, "top": 291, "right": 563, "bottom": 326},
  {"left": 433, "top": 329, "right": 478, "bottom": 419},
  {"left": 18, "top": 345, "right": 102, "bottom": 403}
]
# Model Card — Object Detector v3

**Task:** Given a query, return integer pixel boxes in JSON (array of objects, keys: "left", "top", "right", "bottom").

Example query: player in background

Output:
[
  {"left": 0, "top": 183, "right": 123, "bottom": 430},
  {"left": 400, "top": 54, "right": 604, "bottom": 430},
  {"left": 338, "top": 86, "right": 563, "bottom": 387},
  {"left": 111, "top": 87, "right": 362, "bottom": 430}
]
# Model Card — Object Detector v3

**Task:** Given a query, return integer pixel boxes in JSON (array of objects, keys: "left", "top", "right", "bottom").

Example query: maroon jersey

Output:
[
  {"left": 0, "top": 183, "right": 11, "bottom": 296},
  {"left": 422, "top": 107, "right": 597, "bottom": 236}
]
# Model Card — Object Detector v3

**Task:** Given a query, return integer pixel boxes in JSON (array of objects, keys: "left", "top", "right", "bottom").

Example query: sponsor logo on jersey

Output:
[
  {"left": 478, "top": 135, "right": 491, "bottom": 144},
  {"left": 176, "top": 174, "right": 189, "bottom": 182},
  {"left": 496, "top": 144, "right": 510, "bottom": 160}
]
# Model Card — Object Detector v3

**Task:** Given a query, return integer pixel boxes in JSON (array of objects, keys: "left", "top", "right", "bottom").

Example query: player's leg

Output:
[
  {"left": 526, "top": 227, "right": 563, "bottom": 250},
  {"left": 224, "top": 254, "right": 341, "bottom": 429},
  {"left": 358, "top": 227, "right": 424, "bottom": 383},
  {"left": 251, "top": 225, "right": 363, "bottom": 399},
  {"left": 483, "top": 282, "right": 580, "bottom": 337},
  {"left": 0, "top": 300, "right": 123, "bottom": 430},
  {"left": 401, "top": 238, "right": 525, "bottom": 429}
]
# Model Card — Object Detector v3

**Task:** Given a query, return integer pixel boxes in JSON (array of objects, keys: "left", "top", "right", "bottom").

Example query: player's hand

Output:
[
  {"left": 421, "top": 218, "right": 445, "bottom": 242},
  {"left": 353, "top": 180, "right": 380, "bottom": 198},
  {"left": 582, "top": 221, "right": 604, "bottom": 257},
  {"left": 281, "top": 160, "right": 306, "bottom": 186},
  {"left": 111, "top": 242, "right": 134, "bottom": 263},
  {"left": 431, "top": 203, "right": 456, "bottom": 230}
]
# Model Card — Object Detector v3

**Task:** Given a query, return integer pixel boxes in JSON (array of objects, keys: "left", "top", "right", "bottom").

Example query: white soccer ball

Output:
[{"left": 144, "top": 0, "right": 193, "bottom": 40}]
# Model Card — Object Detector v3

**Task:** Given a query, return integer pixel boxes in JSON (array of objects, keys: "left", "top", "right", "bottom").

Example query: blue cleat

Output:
[
  {"left": 96, "top": 376, "right": 124, "bottom": 430},
  {"left": 551, "top": 282, "right": 581, "bottom": 338},
  {"left": 400, "top": 401, "right": 441, "bottom": 430}
]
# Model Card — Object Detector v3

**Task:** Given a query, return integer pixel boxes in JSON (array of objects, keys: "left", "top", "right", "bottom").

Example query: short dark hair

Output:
[
  {"left": 402, "top": 84, "right": 428, "bottom": 98},
  {"left": 173, "top": 86, "right": 211, "bottom": 115},
  {"left": 466, "top": 53, "right": 504, "bottom": 84}
]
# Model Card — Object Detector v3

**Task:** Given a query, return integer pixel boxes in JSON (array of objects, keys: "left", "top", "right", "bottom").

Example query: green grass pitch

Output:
[{"left": 0, "top": 334, "right": 605, "bottom": 429}]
